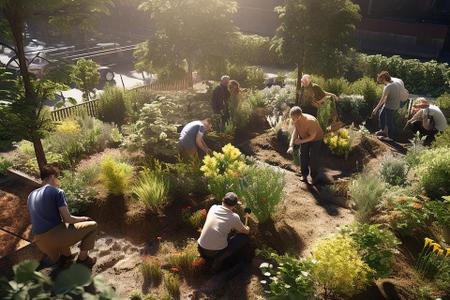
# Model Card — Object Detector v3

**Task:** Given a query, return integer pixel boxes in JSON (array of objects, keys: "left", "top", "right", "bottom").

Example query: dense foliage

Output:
[
  {"left": 70, "top": 58, "right": 100, "bottom": 101},
  {"left": 99, "top": 155, "right": 134, "bottom": 196},
  {"left": 380, "top": 156, "right": 409, "bottom": 186},
  {"left": 97, "top": 86, "right": 127, "bottom": 126},
  {"left": 132, "top": 165, "right": 170, "bottom": 213},
  {"left": 349, "top": 173, "right": 386, "bottom": 222}
]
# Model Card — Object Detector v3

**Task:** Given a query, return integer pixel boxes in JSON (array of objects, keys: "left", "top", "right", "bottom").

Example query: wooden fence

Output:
[{"left": 51, "top": 78, "right": 192, "bottom": 121}]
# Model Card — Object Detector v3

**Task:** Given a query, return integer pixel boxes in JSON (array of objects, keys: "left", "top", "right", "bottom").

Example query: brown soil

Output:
[{"left": 0, "top": 180, "right": 35, "bottom": 258}]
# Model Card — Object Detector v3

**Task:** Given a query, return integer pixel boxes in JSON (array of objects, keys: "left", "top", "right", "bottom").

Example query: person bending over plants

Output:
[
  {"left": 178, "top": 118, "right": 213, "bottom": 159},
  {"left": 296, "top": 74, "right": 338, "bottom": 117},
  {"left": 27, "top": 165, "right": 98, "bottom": 268},
  {"left": 287, "top": 106, "right": 324, "bottom": 185},
  {"left": 405, "top": 98, "right": 448, "bottom": 145},
  {"left": 197, "top": 192, "right": 250, "bottom": 272}
]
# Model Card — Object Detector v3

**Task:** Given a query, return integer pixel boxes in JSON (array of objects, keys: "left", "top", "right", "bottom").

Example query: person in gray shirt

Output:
[{"left": 372, "top": 71, "right": 405, "bottom": 140}]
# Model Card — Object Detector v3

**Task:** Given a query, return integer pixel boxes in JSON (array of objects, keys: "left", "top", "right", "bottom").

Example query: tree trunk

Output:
[
  {"left": 4, "top": 3, "right": 47, "bottom": 175},
  {"left": 187, "top": 59, "right": 194, "bottom": 88},
  {"left": 32, "top": 135, "right": 48, "bottom": 175}
]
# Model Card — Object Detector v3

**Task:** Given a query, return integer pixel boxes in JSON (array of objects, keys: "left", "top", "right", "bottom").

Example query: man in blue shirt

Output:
[
  {"left": 28, "top": 165, "right": 98, "bottom": 268},
  {"left": 178, "top": 118, "right": 213, "bottom": 159}
]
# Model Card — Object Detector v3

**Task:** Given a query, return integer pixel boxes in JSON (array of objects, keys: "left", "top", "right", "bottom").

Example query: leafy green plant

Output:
[
  {"left": 0, "top": 156, "right": 12, "bottom": 175},
  {"left": 324, "top": 128, "right": 352, "bottom": 157},
  {"left": 0, "top": 260, "right": 121, "bottom": 299},
  {"left": 323, "top": 77, "right": 350, "bottom": 96},
  {"left": 425, "top": 196, "right": 450, "bottom": 229},
  {"left": 317, "top": 97, "right": 334, "bottom": 131},
  {"left": 141, "top": 257, "right": 162, "bottom": 286},
  {"left": 348, "top": 77, "right": 382, "bottom": 111},
  {"left": 336, "top": 94, "right": 367, "bottom": 125},
  {"left": 435, "top": 92, "right": 450, "bottom": 117},
  {"left": 433, "top": 127, "right": 450, "bottom": 149},
  {"left": 182, "top": 208, "right": 207, "bottom": 230},
  {"left": 200, "top": 144, "right": 248, "bottom": 200},
  {"left": 340, "top": 223, "right": 400, "bottom": 279},
  {"left": 24, "top": 152, "right": 65, "bottom": 177},
  {"left": 168, "top": 159, "right": 207, "bottom": 197},
  {"left": 247, "top": 90, "right": 266, "bottom": 109},
  {"left": 132, "top": 166, "right": 170, "bottom": 213},
  {"left": 129, "top": 290, "right": 143, "bottom": 300},
  {"left": 312, "top": 235, "right": 373, "bottom": 298},
  {"left": 100, "top": 156, "right": 134, "bottom": 196},
  {"left": 259, "top": 253, "right": 315, "bottom": 300},
  {"left": 238, "top": 165, "right": 286, "bottom": 224},
  {"left": 60, "top": 171, "right": 97, "bottom": 215},
  {"left": 349, "top": 173, "right": 386, "bottom": 222},
  {"left": 163, "top": 273, "right": 180, "bottom": 299},
  {"left": 380, "top": 156, "right": 408, "bottom": 186},
  {"left": 70, "top": 58, "right": 99, "bottom": 101},
  {"left": 414, "top": 147, "right": 450, "bottom": 199}
]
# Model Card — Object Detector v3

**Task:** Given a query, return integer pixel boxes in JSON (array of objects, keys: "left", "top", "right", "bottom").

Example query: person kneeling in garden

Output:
[
  {"left": 28, "top": 165, "right": 98, "bottom": 268},
  {"left": 405, "top": 98, "right": 448, "bottom": 145},
  {"left": 197, "top": 192, "right": 250, "bottom": 272},
  {"left": 287, "top": 106, "right": 324, "bottom": 185},
  {"left": 178, "top": 118, "right": 213, "bottom": 159}
]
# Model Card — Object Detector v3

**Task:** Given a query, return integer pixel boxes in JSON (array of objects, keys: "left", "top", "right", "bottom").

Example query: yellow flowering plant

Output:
[
  {"left": 323, "top": 128, "right": 352, "bottom": 158},
  {"left": 312, "top": 235, "right": 373, "bottom": 298},
  {"left": 200, "top": 144, "right": 248, "bottom": 200},
  {"left": 416, "top": 238, "right": 449, "bottom": 279}
]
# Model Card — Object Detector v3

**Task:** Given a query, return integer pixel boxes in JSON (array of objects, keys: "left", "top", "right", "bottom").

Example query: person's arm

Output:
[
  {"left": 196, "top": 132, "right": 212, "bottom": 154},
  {"left": 406, "top": 109, "right": 423, "bottom": 126},
  {"left": 372, "top": 94, "right": 388, "bottom": 117},
  {"left": 294, "top": 130, "right": 317, "bottom": 145},
  {"left": 324, "top": 92, "right": 338, "bottom": 102},
  {"left": 233, "top": 216, "right": 250, "bottom": 234},
  {"left": 287, "top": 127, "right": 298, "bottom": 154},
  {"left": 59, "top": 206, "right": 90, "bottom": 224}
]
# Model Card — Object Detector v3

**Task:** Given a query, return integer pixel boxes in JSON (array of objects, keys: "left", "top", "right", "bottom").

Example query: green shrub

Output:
[
  {"left": 425, "top": 196, "right": 450, "bottom": 230},
  {"left": 25, "top": 152, "right": 65, "bottom": 177},
  {"left": 323, "top": 77, "right": 350, "bottom": 96},
  {"left": 129, "top": 290, "right": 143, "bottom": 300},
  {"left": 349, "top": 173, "right": 386, "bottom": 222},
  {"left": 259, "top": 253, "right": 315, "bottom": 299},
  {"left": 312, "top": 235, "right": 372, "bottom": 297},
  {"left": 238, "top": 165, "right": 286, "bottom": 224},
  {"left": 99, "top": 156, "right": 133, "bottom": 196},
  {"left": 433, "top": 127, "right": 450, "bottom": 149},
  {"left": 340, "top": 223, "right": 400, "bottom": 279},
  {"left": 60, "top": 171, "right": 97, "bottom": 215},
  {"left": 317, "top": 98, "right": 335, "bottom": 131},
  {"left": 415, "top": 147, "right": 450, "bottom": 199},
  {"left": 348, "top": 77, "right": 382, "bottom": 109},
  {"left": 163, "top": 273, "right": 180, "bottom": 299},
  {"left": 229, "top": 32, "right": 279, "bottom": 66},
  {"left": 168, "top": 160, "right": 207, "bottom": 198},
  {"left": 0, "top": 156, "right": 12, "bottom": 175},
  {"left": 435, "top": 92, "right": 450, "bottom": 118},
  {"left": 380, "top": 157, "right": 408, "bottom": 186},
  {"left": 227, "top": 64, "right": 265, "bottom": 89},
  {"left": 141, "top": 257, "right": 162, "bottom": 285},
  {"left": 132, "top": 167, "right": 170, "bottom": 213},
  {"left": 97, "top": 86, "right": 127, "bottom": 126},
  {"left": 336, "top": 94, "right": 368, "bottom": 125},
  {"left": 247, "top": 90, "right": 266, "bottom": 108},
  {"left": 182, "top": 208, "right": 207, "bottom": 230},
  {"left": 124, "top": 89, "right": 159, "bottom": 122},
  {"left": 17, "top": 140, "right": 36, "bottom": 156}
]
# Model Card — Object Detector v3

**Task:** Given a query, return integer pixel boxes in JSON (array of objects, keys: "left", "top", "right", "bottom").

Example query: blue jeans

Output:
[{"left": 379, "top": 106, "right": 395, "bottom": 138}]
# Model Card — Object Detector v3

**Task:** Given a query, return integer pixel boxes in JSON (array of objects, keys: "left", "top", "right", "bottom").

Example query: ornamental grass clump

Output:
[
  {"left": 312, "top": 235, "right": 373, "bottom": 298},
  {"left": 165, "top": 242, "right": 198, "bottom": 275},
  {"left": 200, "top": 144, "right": 248, "bottom": 200},
  {"left": 349, "top": 173, "right": 385, "bottom": 222},
  {"left": 141, "top": 257, "right": 162, "bottom": 286},
  {"left": 99, "top": 156, "right": 133, "bottom": 196},
  {"left": 164, "top": 273, "right": 180, "bottom": 299},
  {"left": 259, "top": 253, "right": 315, "bottom": 300},
  {"left": 340, "top": 223, "right": 400, "bottom": 279},
  {"left": 132, "top": 166, "right": 170, "bottom": 213},
  {"left": 238, "top": 165, "right": 286, "bottom": 224},
  {"left": 380, "top": 156, "right": 409, "bottom": 186}
]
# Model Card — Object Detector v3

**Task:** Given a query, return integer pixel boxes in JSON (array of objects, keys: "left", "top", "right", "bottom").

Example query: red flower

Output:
[
  {"left": 156, "top": 236, "right": 162, "bottom": 240},
  {"left": 410, "top": 202, "right": 423, "bottom": 209},
  {"left": 170, "top": 267, "right": 180, "bottom": 273},
  {"left": 197, "top": 228, "right": 202, "bottom": 234},
  {"left": 200, "top": 209, "right": 207, "bottom": 217},
  {"left": 192, "top": 258, "right": 206, "bottom": 267}
]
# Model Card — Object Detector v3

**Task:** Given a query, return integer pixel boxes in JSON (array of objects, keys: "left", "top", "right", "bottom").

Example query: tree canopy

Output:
[
  {"left": 70, "top": 59, "right": 100, "bottom": 101},
  {"left": 135, "top": 0, "right": 238, "bottom": 84},
  {"left": 272, "top": 0, "right": 361, "bottom": 78}
]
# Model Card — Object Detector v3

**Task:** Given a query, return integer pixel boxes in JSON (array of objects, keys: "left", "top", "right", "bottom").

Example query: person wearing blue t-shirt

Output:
[
  {"left": 28, "top": 165, "right": 98, "bottom": 268},
  {"left": 178, "top": 118, "right": 213, "bottom": 159}
]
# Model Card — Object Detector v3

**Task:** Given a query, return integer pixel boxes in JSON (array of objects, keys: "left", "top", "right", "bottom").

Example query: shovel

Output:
[{"left": 244, "top": 207, "right": 252, "bottom": 226}]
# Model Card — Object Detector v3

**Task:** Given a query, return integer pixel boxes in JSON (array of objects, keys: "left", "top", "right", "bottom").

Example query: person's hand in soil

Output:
[
  {"left": 287, "top": 146, "right": 294, "bottom": 155},
  {"left": 294, "top": 138, "right": 303, "bottom": 145},
  {"left": 371, "top": 108, "right": 379, "bottom": 118}
]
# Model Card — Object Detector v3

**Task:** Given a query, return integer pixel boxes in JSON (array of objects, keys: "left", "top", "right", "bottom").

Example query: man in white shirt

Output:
[
  {"left": 198, "top": 192, "right": 250, "bottom": 271},
  {"left": 406, "top": 98, "right": 448, "bottom": 145}
]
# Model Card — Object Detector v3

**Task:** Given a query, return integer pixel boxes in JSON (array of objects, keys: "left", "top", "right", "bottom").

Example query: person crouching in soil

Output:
[
  {"left": 287, "top": 106, "right": 324, "bottom": 185},
  {"left": 28, "top": 165, "right": 98, "bottom": 268},
  {"left": 178, "top": 118, "right": 213, "bottom": 160},
  {"left": 197, "top": 192, "right": 250, "bottom": 272},
  {"left": 405, "top": 98, "right": 448, "bottom": 145}
]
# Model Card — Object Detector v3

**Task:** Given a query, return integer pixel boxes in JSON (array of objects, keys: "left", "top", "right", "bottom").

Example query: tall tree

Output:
[
  {"left": 0, "top": 0, "right": 112, "bottom": 175},
  {"left": 135, "top": 0, "right": 238, "bottom": 86},
  {"left": 70, "top": 59, "right": 100, "bottom": 101},
  {"left": 272, "top": 0, "right": 361, "bottom": 83}
]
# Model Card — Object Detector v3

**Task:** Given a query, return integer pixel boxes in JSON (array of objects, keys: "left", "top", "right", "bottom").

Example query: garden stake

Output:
[{"left": 244, "top": 207, "right": 252, "bottom": 226}]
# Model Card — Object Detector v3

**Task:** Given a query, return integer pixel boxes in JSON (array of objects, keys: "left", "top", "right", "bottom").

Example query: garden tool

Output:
[{"left": 244, "top": 207, "right": 252, "bottom": 226}]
